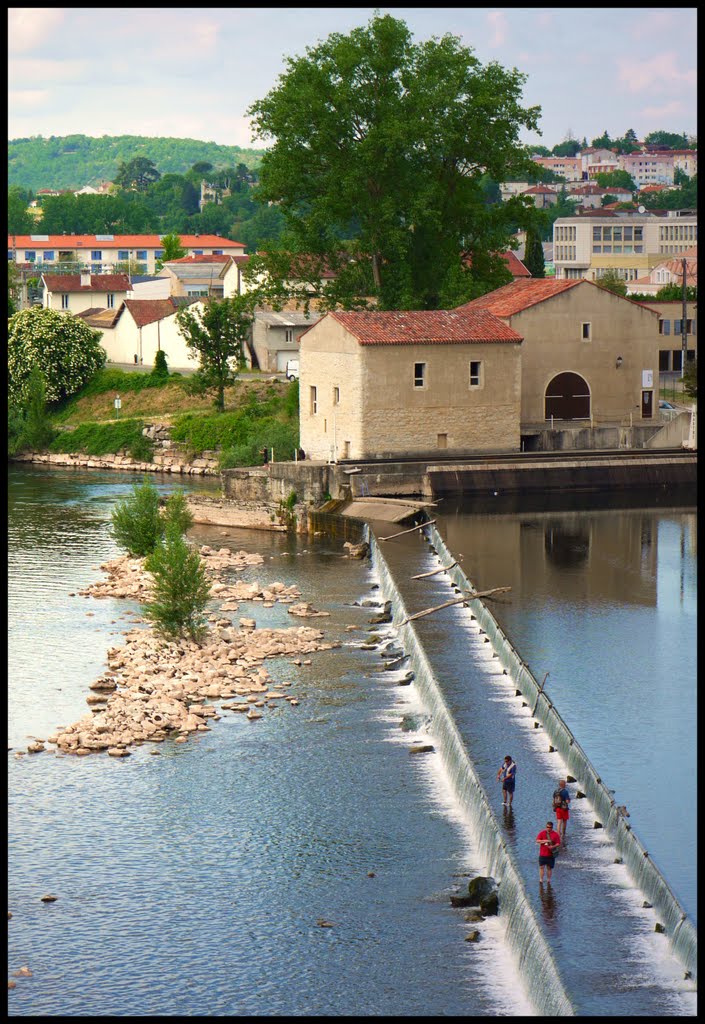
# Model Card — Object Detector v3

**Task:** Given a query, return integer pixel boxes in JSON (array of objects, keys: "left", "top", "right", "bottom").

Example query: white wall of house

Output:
[
  {"left": 99, "top": 304, "right": 206, "bottom": 370},
  {"left": 127, "top": 278, "right": 171, "bottom": 299},
  {"left": 44, "top": 289, "right": 128, "bottom": 314}
]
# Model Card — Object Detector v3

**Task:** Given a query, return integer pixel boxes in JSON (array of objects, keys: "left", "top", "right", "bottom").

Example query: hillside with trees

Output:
[{"left": 7, "top": 134, "right": 267, "bottom": 191}]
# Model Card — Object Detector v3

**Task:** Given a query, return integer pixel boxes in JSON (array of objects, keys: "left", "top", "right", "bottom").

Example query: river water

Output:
[
  {"left": 434, "top": 491, "right": 697, "bottom": 925},
  {"left": 8, "top": 467, "right": 696, "bottom": 1015}
]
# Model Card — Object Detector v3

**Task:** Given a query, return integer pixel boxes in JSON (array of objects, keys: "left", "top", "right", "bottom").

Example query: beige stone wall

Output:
[
  {"left": 299, "top": 318, "right": 364, "bottom": 460},
  {"left": 510, "top": 285, "right": 661, "bottom": 424},
  {"left": 359, "top": 343, "right": 522, "bottom": 456},
  {"left": 299, "top": 316, "right": 522, "bottom": 458}
]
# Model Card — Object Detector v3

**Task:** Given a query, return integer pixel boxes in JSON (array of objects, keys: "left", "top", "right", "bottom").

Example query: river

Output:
[{"left": 7, "top": 467, "right": 696, "bottom": 1015}]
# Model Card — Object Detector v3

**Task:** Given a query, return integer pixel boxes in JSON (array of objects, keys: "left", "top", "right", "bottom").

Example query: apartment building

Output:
[
  {"left": 529, "top": 156, "right": 583, "bottom": 181},
  {"left": 553, "top": 211, "right": 698, "bottom": 282},
  {"left": 8, "top": 233, "right": 246, "bottom": 276},
  {"left": 621, "top": 151, "right": 676, "bottom": 187}
]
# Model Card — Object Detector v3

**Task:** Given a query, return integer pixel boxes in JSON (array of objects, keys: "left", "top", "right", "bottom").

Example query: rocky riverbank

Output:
[{"left": 31, "top": 544, "right": 340, "bottom": 758}]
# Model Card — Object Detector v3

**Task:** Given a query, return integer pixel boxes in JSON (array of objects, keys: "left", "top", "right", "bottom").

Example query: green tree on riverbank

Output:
[{"left": 144, "top": 524, "right": 211, "bottom": 641}]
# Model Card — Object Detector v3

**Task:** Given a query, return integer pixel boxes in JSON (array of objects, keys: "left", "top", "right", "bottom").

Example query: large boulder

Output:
[
  {"left": 467, "top": 876, "right": 496, "bottom": 905},
  {"left": 479, "top": 892, "right": 499, "bottom": 916}
]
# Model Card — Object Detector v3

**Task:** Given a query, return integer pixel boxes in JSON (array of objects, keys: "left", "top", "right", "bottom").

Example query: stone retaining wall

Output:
[{"left": 11, "top": 451, "right": 221, "bottom": 476}]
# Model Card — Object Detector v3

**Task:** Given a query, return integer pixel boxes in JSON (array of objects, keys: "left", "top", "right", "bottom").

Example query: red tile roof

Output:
[
  {"left": 123, "top": 298, "right": 183, "bottom": 327},
  {"left": 501, "top": 250, "right": 531, "bottom": 278},
  {"left": 8, "top": 234, "right": 246, "bottom": 249},
  {"left": 322, "top": 308, "right": 523, "bottom": 345},
  {"left": 41, "top": 273, "right": 130, "bottom": 293},
  {"left": 460, "top": 278, "right": 662, "bottom": 318},
  {"left": 458, "top": 278, "right": 584, "bottom": 317},
  {"left": 522, "top": 184, "right": 557, "bottom": 194}
]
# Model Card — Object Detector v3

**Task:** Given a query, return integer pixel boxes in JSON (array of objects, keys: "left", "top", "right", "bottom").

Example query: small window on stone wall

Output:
[
  {"left": 581, "top": 322, "right": 591, "bottom": 341},
  {"left": 469, "top": 361, "right": 483, "bottom": 387},
  {"left": 414, "top": 362, "right": 426, "bottom": 388}
]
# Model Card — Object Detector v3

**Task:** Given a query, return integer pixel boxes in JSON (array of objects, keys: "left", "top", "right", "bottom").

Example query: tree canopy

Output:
[
  {"left": 156, "top": 233, "right": 187, "bottom": 269},
  {"left": 247, "top": 12, "right": 541, "bottom": 310},
  {"left": 176, "top": 295, "right": 259, "bottom": 411},
  {"left": 595, "top": 170, "right": 637, "bottom": 192},
  {"left": 114, "top": 156, "right": 162, "bottom": 192}
]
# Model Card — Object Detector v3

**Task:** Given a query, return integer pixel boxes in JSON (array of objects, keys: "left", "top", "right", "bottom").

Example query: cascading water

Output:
[
  {"left": 368, "top": 528, "right": 576, "bottom": 1017},
  {"left": 427, "top": 520, "right": 698, "bottom": 983}
]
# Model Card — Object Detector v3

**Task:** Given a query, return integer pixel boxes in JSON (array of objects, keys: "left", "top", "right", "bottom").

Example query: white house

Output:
[
  {"left": 41, "top": 272, "right": 131, "bottom": 314},
  {"left": 78, "top": 297, "right": 205, "bottom": 370}
]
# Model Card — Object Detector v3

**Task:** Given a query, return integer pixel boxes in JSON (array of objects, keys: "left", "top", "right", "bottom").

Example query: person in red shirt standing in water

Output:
[{"left": 536, "top": 820, "right": 561, "bottom": 882}]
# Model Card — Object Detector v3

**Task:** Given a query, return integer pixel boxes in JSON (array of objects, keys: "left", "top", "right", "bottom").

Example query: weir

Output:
[
  {"left": 367, "top": 528, "right": 576, "bottom": 1017},
  {"left": 425, "top": 519, "right": 697, "bottom": 982}
]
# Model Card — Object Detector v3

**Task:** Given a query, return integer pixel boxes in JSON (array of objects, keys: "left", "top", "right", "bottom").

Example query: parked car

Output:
[
  {"left": 659, "top": 400, "right": 676, "bottom": 410},
  {"left": 285, "top": 359, "right": 299, "bottom": 381}
]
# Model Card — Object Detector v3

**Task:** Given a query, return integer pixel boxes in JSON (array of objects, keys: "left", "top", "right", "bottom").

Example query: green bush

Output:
[
  {"left": 163, "top": 490, "right": 193, "bottom": 536},
  {"left": 144, "top": 525, "right": 212, "bottom": 641},
  {"left": 49, "top": 419, "right": 154, "bottom": 461},
  {"left": 152, "top": 350, "right": 169, "bottom": 379},
  {"left": 171, "top": 402, "right": 299, "bottom": 461},
  {"left": 7, "top": 367, "right": 57, "bottom": 455},
  {"left": 76, "top": 367, "right": 171, "bottom": 397},
  {"left": 111, "top": 478, "right": 164, "bottom": 557},
  {"left": 179, "top": 371, "right": 211, "bottom": 396}
]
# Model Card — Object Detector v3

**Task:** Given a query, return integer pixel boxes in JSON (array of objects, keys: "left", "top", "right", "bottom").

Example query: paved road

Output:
[{"left": 109, "top": 363, "right": 285, "bottom": 382}]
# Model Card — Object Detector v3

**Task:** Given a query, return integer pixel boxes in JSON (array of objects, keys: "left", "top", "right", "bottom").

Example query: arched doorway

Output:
[{"left": 545, "top": 372, "right": 591, "bottom": 420}]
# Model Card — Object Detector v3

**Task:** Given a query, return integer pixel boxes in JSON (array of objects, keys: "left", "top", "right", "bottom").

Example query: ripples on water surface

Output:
[{"left": 9, "top": 467, "right": 532, "bottom": 1017}]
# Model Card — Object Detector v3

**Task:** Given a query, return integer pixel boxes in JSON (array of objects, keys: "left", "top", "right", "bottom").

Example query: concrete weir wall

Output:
[{"left": 426, "top": 520, "right": 697, "bottom": 981}]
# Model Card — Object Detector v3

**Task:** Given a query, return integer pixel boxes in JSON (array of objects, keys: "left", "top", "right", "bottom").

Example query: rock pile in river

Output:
[
  {"left": 48, "top": 622, "right": 332, "bottom": 756},
  {"left": 50, "top": 543, "right": 334, "bottom": 757}
]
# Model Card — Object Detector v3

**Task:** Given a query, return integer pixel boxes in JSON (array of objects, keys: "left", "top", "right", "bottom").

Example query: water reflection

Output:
[
  {"left": 543, "top": 523, "right": 590, "bottom": 568},
  {"left": 501, "top": 805, "right": 516, "bottom": 842},
  {"left": 538, "top": 881, "right": 557, "bottom": 926}
]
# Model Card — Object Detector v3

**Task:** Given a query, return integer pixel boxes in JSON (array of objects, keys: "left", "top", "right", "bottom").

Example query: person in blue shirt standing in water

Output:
[{"left": 496, "top": 754, "right": 517, "bottom": 806}]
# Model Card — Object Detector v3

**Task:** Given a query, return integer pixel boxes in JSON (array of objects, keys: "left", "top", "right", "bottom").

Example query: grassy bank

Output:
[{"left": 41, "top": 369, "right": 300, "bottom": 468}]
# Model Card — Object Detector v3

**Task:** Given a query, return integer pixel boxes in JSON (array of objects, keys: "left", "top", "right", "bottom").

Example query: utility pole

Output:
[{"left": 680, "top": 257, "right": 688, "bottom": 381}]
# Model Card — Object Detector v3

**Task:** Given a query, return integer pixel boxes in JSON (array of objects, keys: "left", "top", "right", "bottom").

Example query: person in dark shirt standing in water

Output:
[{"left": 496, "top": 754, "right": 517, "bottom": 806}]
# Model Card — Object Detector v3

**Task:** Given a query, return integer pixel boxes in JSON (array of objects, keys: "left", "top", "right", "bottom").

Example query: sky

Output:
[{"left": 8, "top": 7, "right": 698, "bottom": 149}]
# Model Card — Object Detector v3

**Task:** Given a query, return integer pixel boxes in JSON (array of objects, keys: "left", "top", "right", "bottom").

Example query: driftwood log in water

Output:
[
  {"left": 378, "top": 520, "right": 436, "bottom": 542},
  {"left": 411, "top": 562, "right": 458, "bottom": 580},
  {"left": 399, "top": 587, "right": 511, "bottom": 626}
]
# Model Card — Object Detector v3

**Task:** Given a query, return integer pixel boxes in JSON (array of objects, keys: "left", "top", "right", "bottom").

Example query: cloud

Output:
[
  {"left": 617, "top": 51, "right": 697, "bottom": 94},
  {"left": 9, "top": 56, "right": 91, "bottom": 87},
  {"left": 486, "top": 11, "right": 508, "bottom": 47},
  {"left": 9, "top": 88, "right": 50, "bottom": 109},
  {"left": 638, "top": 100, "right": 685, "bottom": 121},
  {"left": 629, "top": 11, "right": 677, "bottom": 40},
  {"left": 8, "top": 7, "right": 66, "bottom": 52}
]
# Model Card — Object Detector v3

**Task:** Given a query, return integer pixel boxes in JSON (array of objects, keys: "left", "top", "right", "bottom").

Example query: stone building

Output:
[
  {"left": 459, "top": 278, "right": 662, "bottom": 431},
  {"left": 298, "top": 308, "right": 523, "bottom": 461}
]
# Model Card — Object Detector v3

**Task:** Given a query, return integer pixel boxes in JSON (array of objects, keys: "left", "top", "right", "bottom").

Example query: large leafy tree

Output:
[
  {"left": 176, "top": 294, "right": 259, "bottom": 411},
  {"left": 8, "top": 306, "right": 106, "bottom": 404},
  {"left": 644, "top": 130, "right": 690, "bottom": 150},
  {"left": 114, "top": 156, "right": 161, "bottom": 192},
  {"left": 156, "top": 232, "right": 187, "bottom": 270},
  {"left": 595, "top": 170, "right": 637, "bottom": 192},
  {"left": 8, "top": 186, "right": 34, "bottom": 233},
  {"left": 247, "top": 12, "right": 541, "bottom": 310}
]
